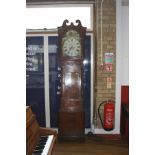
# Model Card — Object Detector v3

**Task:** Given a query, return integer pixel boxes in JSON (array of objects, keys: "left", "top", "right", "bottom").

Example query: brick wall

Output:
[{"left": 95, "top": 0, "right": 116, "bottom": 128}]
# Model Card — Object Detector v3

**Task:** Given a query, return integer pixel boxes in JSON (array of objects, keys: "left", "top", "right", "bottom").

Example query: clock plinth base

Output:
[{"left": 58, "top": 110, "right": 85, "bottom": 142}]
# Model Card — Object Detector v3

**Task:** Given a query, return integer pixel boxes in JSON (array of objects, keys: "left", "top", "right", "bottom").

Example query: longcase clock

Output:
[{"left": 58, "top": 20, "right": 86, "bottom": 141}]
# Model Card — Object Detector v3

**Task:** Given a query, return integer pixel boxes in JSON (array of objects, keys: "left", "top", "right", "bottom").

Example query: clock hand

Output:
[{"left": 69, "top": 46, "right": 74, "bottom": 52}]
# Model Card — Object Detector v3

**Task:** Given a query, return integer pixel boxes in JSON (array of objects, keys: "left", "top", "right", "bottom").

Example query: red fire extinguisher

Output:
[{"left": 98, "top": 100, "right": 115, "bottom": 131}]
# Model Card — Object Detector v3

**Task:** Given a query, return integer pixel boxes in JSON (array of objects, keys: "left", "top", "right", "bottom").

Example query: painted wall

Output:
[
  {"left": 122, "top": 6, "right": 129, "bottom": 85},
  {"left": 94, "top": 0, "right": 129, "bottom": 134},
  {"left": 95, "top": 0, "right": 117, "bottom": 134}
]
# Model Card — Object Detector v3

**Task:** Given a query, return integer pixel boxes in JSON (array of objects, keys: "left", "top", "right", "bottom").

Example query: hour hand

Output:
[{"left": 69, "top": 46, "right": 74, "bottom": 51}]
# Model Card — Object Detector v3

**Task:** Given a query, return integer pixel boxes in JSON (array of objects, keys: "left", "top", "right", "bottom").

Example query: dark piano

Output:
[{"left": 26, "top": 106, "right": 57, "bottom": 155}]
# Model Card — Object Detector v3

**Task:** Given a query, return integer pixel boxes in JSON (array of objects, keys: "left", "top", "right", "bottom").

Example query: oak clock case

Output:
[{"left": 58, "top": 20, "right": 86, "bottom": 141}]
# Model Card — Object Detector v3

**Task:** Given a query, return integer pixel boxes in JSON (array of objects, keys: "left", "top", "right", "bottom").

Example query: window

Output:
[
  {"left": 26, "top": 4, "right": 94, "bottom": 128},
  {"left": 26, "top": 4, "right": 93, "bottom": 30}
]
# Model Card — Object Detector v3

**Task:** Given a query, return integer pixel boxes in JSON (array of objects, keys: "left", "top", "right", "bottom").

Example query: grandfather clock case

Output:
[{"left": 58, "top": 20, "right": 86, "bottom": 141}]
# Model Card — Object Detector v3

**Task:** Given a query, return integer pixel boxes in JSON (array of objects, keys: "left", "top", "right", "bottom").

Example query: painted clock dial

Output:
[
  {"left": 63, "top": 38, "right": 81, "bottom": 57},
  {"left": 62, "top": 30, "right": 81, "bottom": 57}
]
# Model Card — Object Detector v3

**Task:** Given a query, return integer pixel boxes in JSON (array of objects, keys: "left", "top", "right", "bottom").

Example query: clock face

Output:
[
  {"left": 62, "top": 30, "right": 81, "bottom": 57},
  {"left": 63, "top": 37, "right": 81, "bottom": 57}
]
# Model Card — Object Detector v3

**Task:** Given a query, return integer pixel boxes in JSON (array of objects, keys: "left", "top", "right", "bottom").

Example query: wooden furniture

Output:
[
  {"left": 26, "top": 106, "right": 57, "bottom": 155},
  {"left": 58, "top": 20, "right": 86, "bottom": 141},
  {"left": 120, "top": 86, "right": 129, "bottom": 139},
  {"left": 121, "top": 104, "right": 129, "bottom": 136}
]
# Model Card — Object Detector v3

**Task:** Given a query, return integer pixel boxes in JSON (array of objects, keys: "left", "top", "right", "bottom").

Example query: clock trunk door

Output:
[{"left": 61, "top": 61, "right": 83, "bottom": 110}]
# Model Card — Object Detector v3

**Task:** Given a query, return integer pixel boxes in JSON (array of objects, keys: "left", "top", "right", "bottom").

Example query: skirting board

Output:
[{"left": 52, "top": 128, "right": 120, "bottom": 134}]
